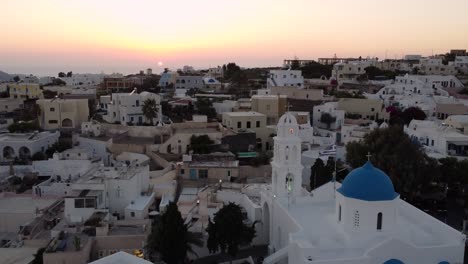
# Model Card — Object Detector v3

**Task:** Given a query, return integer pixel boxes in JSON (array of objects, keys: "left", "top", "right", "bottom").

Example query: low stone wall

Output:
[{"left": 239, "top": 165, "right": 271, "bottom": 181}]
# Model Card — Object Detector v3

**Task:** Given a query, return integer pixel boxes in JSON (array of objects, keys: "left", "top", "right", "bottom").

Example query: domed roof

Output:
[
  {"left": 278, "top": 112, "right": 298, "bottom": 126},
  {"left": 337, "top": 161, "right": 398, "bottom": 201}
]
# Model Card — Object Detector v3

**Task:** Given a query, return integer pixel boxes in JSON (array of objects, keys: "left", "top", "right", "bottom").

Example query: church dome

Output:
[
  {"left": 278, "top": 112, "right": 298, "bottom": 126},
  {"left": 338, "top": 161, "right": 398, "bottom": 201}
]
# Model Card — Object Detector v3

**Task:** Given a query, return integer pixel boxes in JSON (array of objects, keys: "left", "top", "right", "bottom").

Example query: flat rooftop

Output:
[
  {"left": 0, "top": 131, "right": 58, "bottom": 142},
  {"left": 223, "top": 111, "right": 266, "bottom": 117},
  {"left": 0, "top": 197, "right": 57, "bottom": 214}
]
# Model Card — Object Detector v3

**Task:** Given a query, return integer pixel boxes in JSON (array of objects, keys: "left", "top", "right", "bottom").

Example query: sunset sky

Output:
[{"left": 2, "top": 0, "right": 468, "bottom": 76}]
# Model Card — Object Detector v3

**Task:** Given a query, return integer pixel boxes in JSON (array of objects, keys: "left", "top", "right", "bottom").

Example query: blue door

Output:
[{"left": 190, "top": 169, "right": 197, "bottom": 180}]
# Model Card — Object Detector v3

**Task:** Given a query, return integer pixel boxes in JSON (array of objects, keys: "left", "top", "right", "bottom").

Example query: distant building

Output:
[
  {"left": 8, "top": 83, "right": 43, "bottom": 99},
  {"left": 158, "top": 71, "right": 178, "bottom": 87},
  {"left": 450, "top": 49, "right": 467, "bottom": 56},
  {"left": 313, "top": 102, "right": 345, "bottom": 130},
  {"left": 101, "top": 77, "right": 136, "bottom": 93},
  {"left": 175, "top": 76, "right": 204, "bottom": 90},
  {"left": 419, "top": 58, "right": 457, "bottom": 75},
  {"left": 102, "top": 91, "right": 161, "bottom": 125},
  {"left": 251, "top": 95, "right": 287, "bottom": 125},
  {"left": 338, "top": 98, "right": 389, "bottom": 121},
  {"left": 270, "top": 86, "right": 323, "bottom": 101},
  {"left": 267, "top": 70, "right": 304, "bottom": 88},
  {"left": 332, "top": 59, "right": 377, "bottom": 83},
  {"left": 222, "top": 111, "right": 272, "bottom": 151},
  {"left": 454, "top": 56, "right": 468, "bottom": 74},
  {"left": 207, "top": 66, "right": 224, "bottom": 79}
]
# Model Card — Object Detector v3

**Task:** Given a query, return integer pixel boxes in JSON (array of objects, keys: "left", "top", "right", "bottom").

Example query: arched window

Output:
[
  {"left": 338, "top": 204, "right": 341, "bottom": 222},
  {"left": 377, "top": 212, "right": 383, "bottom": 230},
  {"left": 285, "top": 146, "right": 290, "bottom": 161}
]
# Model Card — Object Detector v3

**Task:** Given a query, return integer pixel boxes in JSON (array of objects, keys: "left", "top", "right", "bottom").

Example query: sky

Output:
[{"left": 1, "top": 0, "right": 468, "bottom": 76}]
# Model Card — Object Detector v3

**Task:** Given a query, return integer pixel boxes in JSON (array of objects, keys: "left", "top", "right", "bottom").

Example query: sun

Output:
[{"left": 157, "top": 61, "right": 163, "bottom": 66}]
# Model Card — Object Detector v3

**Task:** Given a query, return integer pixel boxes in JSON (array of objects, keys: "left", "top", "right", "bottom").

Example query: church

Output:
[{"left": 259, "top": 112, "right": 465, "bottom": 264}]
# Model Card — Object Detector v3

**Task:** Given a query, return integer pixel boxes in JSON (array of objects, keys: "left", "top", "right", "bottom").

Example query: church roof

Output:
[{"left": 338, "top": 161, "right": 398, "bottom": 201}]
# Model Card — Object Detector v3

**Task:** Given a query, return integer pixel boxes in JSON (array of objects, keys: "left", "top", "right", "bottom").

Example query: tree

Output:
[
  {"left": 300, "top": 62, "right": 333, "bottom": 79},
  {"left": 188, "top": 135, "right": 214, "bottom": 154},
  {"left": 206, "top": 203, "right": 257, "bottom": 260},
  {"left": 345, "top": 126, "right": 439, "bottom": 200},
  {"left": 45, "top": 141, "right": 72, "bottom": 158},
  {"left": 146, "top": 202, "right": 202, "bottom": 264},
  {"left": 32, "top": 247, "right": 45, "bottom": 264},
  {"left": 8, "top": 120, "right": 40, "bottom": 133},
  {"left": 13, "top": 76, "right": 20, "bottom": 82},
  {"left": 401, "top": 107, "right": 426, "bottom": 125},
  {"left": 58, "top": 72, "right": 65, "bottom": 78},
  {"left": 32, "top": 152, "right": 47, "bottom": 161},
  {"left": 290, "top": 59, "right": 300, "bottom": 70},
  {"left": 142, "top": 98, "right": 158, "bottom": 125},
  {"left": 66, "top": 71, "right": 73, "bottom": 77},
  {"left": 310, "top": 158, "right": 335, "bottom": 190},
  {"left": 195, "top": 98, "right": 216, "bottom": 119},
  {"left": 224, "top": 63, "right": 241, "bottom": 80},
  {"left": 320, "top": 113, "right": 336, "bottom": 129}
]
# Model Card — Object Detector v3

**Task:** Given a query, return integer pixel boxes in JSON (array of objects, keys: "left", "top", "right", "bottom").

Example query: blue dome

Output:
[
  {"left": 338, "top": 161, "right": 398, "bottom": 201},
  {"left": 383, "top": 259, "right": 404, "bottom": 264}
]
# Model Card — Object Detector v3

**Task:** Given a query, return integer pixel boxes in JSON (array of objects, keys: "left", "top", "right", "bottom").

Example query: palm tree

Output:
[{"left": 142, "top": 98, "right": 158, "bottom": 125}]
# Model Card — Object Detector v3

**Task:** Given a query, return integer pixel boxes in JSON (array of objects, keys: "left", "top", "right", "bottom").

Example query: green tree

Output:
[
  {"left": 290, "top": 59, "right": 300, "bottom": 70},
  {"left": 146, "top": 202, "right": 202, "bottom": 264},
  {"left": 188, "top": 135, "right": 214, "bottom": 154},
  {"left": 66, "top": 71, "right": 73, "bottom": 77},
  {"left": 206, "top": 203, "right": 257, "bottom": 259},
  {"left": 32, "top": 152, "right": 47, "bottom": 161},
  {"left": 142, "top": 98, "right": 158, "bottom": 125},
  {"left": 345, "top": 126, "right": 439, "bottom": 200},
  {"left": 8, "top": 120, "right": 40, "bottom": 133},
  {"left": 13, "top": 76, "right": 20, "bottom": 82},
  {"left": 320, "top": 113, "right": 337, "bottom": 129},
  {"left": 58, "top": 72, "right": 65, "bottom": 78},
  {"left": 32, "top": 247, "right": 45, "bottom": 264},
  {"left": 195, "top": 98, "right": 216, "bottom": 119},
  {"left": 401, "top": 107, "right": 426, "bottom": 125}
]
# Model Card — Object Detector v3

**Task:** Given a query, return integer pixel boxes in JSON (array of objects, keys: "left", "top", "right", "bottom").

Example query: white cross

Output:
[{"left": 366, "top": 152, "right": 372, "bottom": 161}]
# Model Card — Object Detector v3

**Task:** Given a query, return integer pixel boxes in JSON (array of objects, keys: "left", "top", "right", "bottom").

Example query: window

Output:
[
  {"left": 338, "top": 205, "right": 341, "bottom": 222},
  {"left": 131, "top": 212, "right": 135, "bottom": 217},
  {"left": 246, "top": 121, "right": 251, "bottom": 128},
  {"left": 74, "top": 198, "right": 85, "bottom": 208},
  {"left": 256, "top": 121, "right": 260, "bottom": 128},
  {"left": 131, "top": 117, "right": 134, "bottom": 122},
  {"left": 136, "top": 100, "right": 139, "bottom": 106},
  {"left": 50, "top": 107, "right": 55, "bottom": 112},
  {"left": 371, "top": 108, "right": 375, "bottom": 112},
  {"left": 199, "top": 169, "right": 208, "bottom": 179},
  {"left": 48, "top": 120, "right": 58, "bottom": 124},
  {"left": 377, "top": 212, "right": 383, "bottom": 230},
  {"left": 227, "top": 170, "right": 231, "bottom": 177},
  {"left": 237, "top": 121, "right": 241, "bottom": 128},
  {"left": 85, "top": 198, "right": 96, "bottom": 208},
  {"left": 180, "top": 169, "right": 185, "bottom": 175},
  {"left": 266, "top": 105, "right": 270, "bottom": 111},
  {"left": 354, "top": 211, "right": 360, "bottom": 228}
]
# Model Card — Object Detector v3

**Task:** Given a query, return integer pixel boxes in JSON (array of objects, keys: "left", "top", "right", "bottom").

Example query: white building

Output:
[
  {"left": 254, "top": 112, "right": 464, "bottom": 264},
  {"left": 404, "top": 119, "right": 468, "bottom": 159},
  {"left": 313, "top": 102, "right": 345, "bottom": 130},
  {"left": 60, "top": 73, "right": 105, "bottom": 87},
  {"left": 267, "top": 70, "right": 304, "bottom": 88},
  {"left": 0, "top": 131, "right": 60, "bottom": 161},
  {"left": 332, "top": 59, "right": 377, "bottom": 83},
  {"left": 419, "top": 58, "right": 458, "bottom": 75},
  {"left": 64, "top": 152, "right": 152, "bottom": 223},
  {"left": 158, "top": 71, "right": 178, "bottom": 87},
  {"left": 454, "top": 56, "right": 468, "bottom": 74},
  {"left": 102, "top": 91, "right": 161, "bottom": 125},
  {"left": 175, "top": 76, "right": 204, "bottom": 90}
]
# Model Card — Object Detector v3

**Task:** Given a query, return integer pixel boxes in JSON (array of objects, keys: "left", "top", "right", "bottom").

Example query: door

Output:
[{"left": 189, "top": 169, "right": 197, "bottom": 180}]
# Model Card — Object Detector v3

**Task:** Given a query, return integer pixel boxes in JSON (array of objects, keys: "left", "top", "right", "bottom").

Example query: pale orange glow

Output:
[{"left": 1, "top": 0, "right": 468, "bottom": 75}]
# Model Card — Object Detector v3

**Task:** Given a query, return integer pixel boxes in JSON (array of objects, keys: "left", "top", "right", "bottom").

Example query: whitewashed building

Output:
[
  {"left": 313, "top": 102, "right": 345, "bottom": 130},
  {"left": 419, "top": 58, "right": 458, "bottom": 75},
  {"left": 102, "top": 91, "right": 161, "bottom": 125},
  {"left": 332, "top": 59, "right": 377, "bottom": 83},
  {"left": 267, "top": 70, "right": 304, "bottom": 88},
  {"left": 404, "top": 119, "right": 468, "bottom": 159},
  {"left": 0, "top": 131, "right": 60, "bottom": 161},
  {"left": 454, "top": 56, "right": 468, "bottom": 74},
  {"left": 252, "top": 113, "right": 465, "bottom": 264}
]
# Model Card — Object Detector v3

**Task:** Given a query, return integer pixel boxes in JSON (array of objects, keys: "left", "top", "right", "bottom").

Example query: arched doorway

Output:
[
  {"left": 262, "top": 203, "right": 270, "bottom": 244},
  {"left": 3, "top": 146, "right": 14, "bottom": 159},
  {"left": 19, "top": 147, "right": 31, "bottom": 160},
  {"left": 62, "top": 118, "right": 73, "bottom": 128}
]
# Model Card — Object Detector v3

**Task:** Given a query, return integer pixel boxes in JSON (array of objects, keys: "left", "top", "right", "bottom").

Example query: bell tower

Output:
[{"left": 271, "top": 113, "right": 304, "bottom": 201}]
